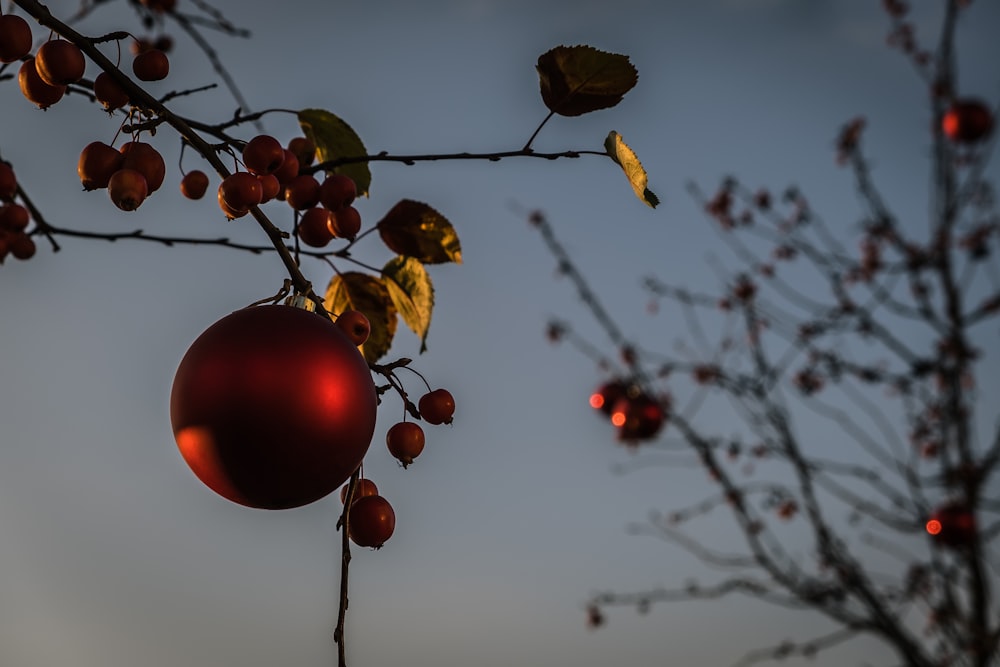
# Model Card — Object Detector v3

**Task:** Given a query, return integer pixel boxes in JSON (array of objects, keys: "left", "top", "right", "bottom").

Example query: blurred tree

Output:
[{"left": 536, "top": 2, "right": 999, "bottom": 665}]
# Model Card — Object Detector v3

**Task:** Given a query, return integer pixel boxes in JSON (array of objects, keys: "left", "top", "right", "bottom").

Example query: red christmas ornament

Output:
[
  {"left": 170, "top": 304, "right": 377, "bottom": 509},
  {"left": 926, "top": 502, "right": 976, "bottom": 548},
  {"left": 610, "top": 393, "right": 666, "bottom": 443},
  {"left": 941, "top": 99, "right": 993, "bottom": 144}
]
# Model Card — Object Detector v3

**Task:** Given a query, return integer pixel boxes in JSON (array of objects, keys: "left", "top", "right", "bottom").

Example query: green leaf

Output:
[
  {"left": 298, "top": 108, "right": 372, "bottom": 198},
  {"left": 536, "top": 45, "right": 638, "bottom": 117},
  {"left": 382, "top": 256, "right": 435, "bottom": 353},
  {"left": 326, "top": 272, "right": 397, "bottom": 363},
  {"left": 377, "top": 199, "right": 462, "bottom": 264},
  {"left": 604, "top": 131, "right": 659, "bottom": 208}
]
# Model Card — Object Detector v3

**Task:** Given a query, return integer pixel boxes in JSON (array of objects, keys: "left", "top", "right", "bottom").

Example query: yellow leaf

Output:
[{"left": 604, "top": 131, "right": 659, "bottom": 208}]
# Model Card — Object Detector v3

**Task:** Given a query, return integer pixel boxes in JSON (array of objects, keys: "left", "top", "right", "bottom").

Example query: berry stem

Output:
[{"left": 334, "top": 468, "right": 359, "bottom": 667}]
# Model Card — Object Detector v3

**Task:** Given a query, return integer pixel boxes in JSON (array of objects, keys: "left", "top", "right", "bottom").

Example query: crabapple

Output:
[
  {"left": 335, "top": 309, "right": 371, "bottom": 346},
  {"left": 419, "top": 388, "right": 455, "bottom": 425},
  {"left": 386, "top": 422, "right": 425, "bottom": 468}
]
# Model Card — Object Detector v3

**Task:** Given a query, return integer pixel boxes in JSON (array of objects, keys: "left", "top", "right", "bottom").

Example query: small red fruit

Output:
[
  {"left": 335, "top": 309, "right": 371, "bottom": 346},
  {"left": 287, "top": 136, "right": 316, "bottom": 166},
  {"left": 340, "top": 478, "right": 378, "bottom": 504},
  {"left": 132, "top": 49, "right": 169, "bottom": 81},
  {"left": 242, "top": 135, "right": 285, "bottom": 176},
  {"left": 296, "top": 207, "right": 334, "bottom": 248},
  {"left": 35, "top": 39, "right": 85, "bottom": 86},
  {"left": 257, "top": 173, "right": 280, "bottom": 203},
  {"left": 219, "top": 171, "right": 263, "bottom": 212},
  {"left": 217, "top": 188, "right": 247, "bottom": 219},
  {"left": 284, "top": 174, "right": 321, "bottom": 210},
  {"left": 320, "top": 174, "right": 356, "bottom": 211},
  {"left": 0, "top": 14, "right": 32, "bottom": 63},
  {"left": 0, "top": 204, "right": 29, "bottom": 231},
  {"left": 108, "top": 168, "right": 149, "bottom": 211},
  {"left": 180, "top": 170, "right": 209, "bottom": 200},
  {"left": 942, "top": 99, "right": 994, "bottom": 144},
  {"left": 328, "top": 205, "right": 361, "bottom": 240},
  {"left": 78, "top": 141, "right": 125, "bottom": 191},
  {"left": 271, "top": 149, "right": 300, "bottom": 185},
  {"left": 386, "top": 422, "right": 425, "bottom": 468},
  {"left": 0, "top": 162, "right": 16, "bottom": 201},
  {"left": 19, "top": 58, "right": 66, "bottom": 109},
  {"left": 120, "top": 141, "right": 166, "bottom": 193},
  {"left": 349, "top": 495, "right": 395, "bottom": 548},
  {"left": 94, "top": 72, "right": 129, "bottom": 110},
  {"left": 9, "top": 233, "right": 35, "bottom": 260},
  {"left": 419, "top": 388, "right": 455, "bottom": 425}
]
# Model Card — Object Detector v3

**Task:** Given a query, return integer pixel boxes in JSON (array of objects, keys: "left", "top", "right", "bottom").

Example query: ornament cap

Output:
[{"left": 284, "top": 293, "right": 316, "bottom": 312}]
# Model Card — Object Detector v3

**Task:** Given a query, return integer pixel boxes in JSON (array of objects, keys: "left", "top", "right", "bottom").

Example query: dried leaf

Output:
[
  {"left": 382, "top": 256, "right": 434, "bottom": 353},
  {"left": 536, "top": 45, "right": 638, "bottom": 117},
  {"left": 604, "top": 131, "right": 659, "bottom": 208},
  {"left": 377, "top": 199, "right": 462, "bottom": 264}
]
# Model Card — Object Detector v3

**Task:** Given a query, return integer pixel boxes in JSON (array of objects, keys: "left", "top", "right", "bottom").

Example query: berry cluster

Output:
[
  {"left": 79, "top": 141, "right": 166, "bottom": 211},
  {"left": 336, "top": 386, "right": 455, "bottom": 550},
  {"left": 200, "top": 134, "right": 362, "bottom": 244},
  {"left": 0, "top": 161, "right": 35, "bottom": 262}
]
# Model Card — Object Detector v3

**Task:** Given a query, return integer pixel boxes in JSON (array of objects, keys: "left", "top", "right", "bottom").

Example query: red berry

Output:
[
  {"left": 0, "top": 162, "right": 16, "bottom": 201},
  {"left": 108, "top": 168, "right": 149, "bottom": 211},
  {"left": 78, "top": 141, "right": 125, "bottom": 191},
  {"left": 320, "top": 174, "right": 357, "bottom": 211},
  {"left": 335, "top": 309, "right": 371, "bottom": 346},
  {"left": 217, "top": 188, "right": 247, "bottom": 219},
  {"left": 296, "top": 207, "right": 334, "bottom": 248},
  {"left": 0, "top": 204, "right": 29, "bottom": 231},
  {"left": 170, "top": 305, "right": 378, "bottom": 509},
  {"left": 287, "top": 136, "right": 316, "bottom": 166},
  {"left": 242, "top": 135, "right": 285, "bottom": 176},
  {"left": 284, "top": 174, "right": 321, "bottom": 210},
  {"left": 132, "top": 49, "right": 169, "bottom": 81},
  {"left": 0, "top": 14, "right": 32, "bottom": 63},
  {"left": 180, "top": 170, "right": 209, "bottom": 200},
  {"left": 328, "top": 205, "right": 361, "bottom": 240},
  {"left": 35, "top": 40, "right": 85, "bottom": 86},
  {"left": 271, "top": 149, "right": 300, "bottom": 185},
  {"left": 219, "top": 171, "right": 262, "bottom": 212},
  {"left": 18, "top": 58, "right": 66, "bottom": 109},
  {"left": 120, "top": 141, "right": 165, "bottom": 193},
  {"left": 349, "top": 495, "right": 395, "bottom": 548},
  {"left": 94, "top": 72, "right": 130, "bottom": 110},
  {"left": 9, "top": 232, "right": 35, "bottom": 260},
  {"left": 418, "top": 388, "right": 455, "bottom": 425},
  {"left": 386, "top": 421, "right": 425, "bottom": 468},
  {"left": 340, "top": 478, "right": 378, "bottom": 504},
  {"left": 257, "top": 173, "right": 280, "bottom": 203}
]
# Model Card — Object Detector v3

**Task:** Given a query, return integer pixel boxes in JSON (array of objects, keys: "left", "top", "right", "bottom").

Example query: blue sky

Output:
[{"left": 0, "top": 1, "right": 998, "bottom": 666}]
